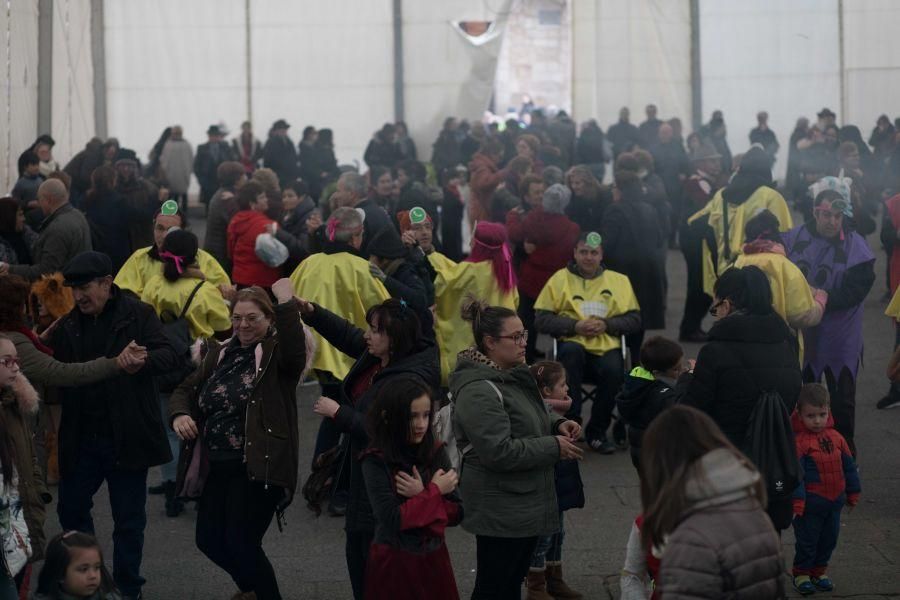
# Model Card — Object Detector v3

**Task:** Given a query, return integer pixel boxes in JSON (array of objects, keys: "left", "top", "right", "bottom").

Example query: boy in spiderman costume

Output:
[{"left": 791, "top": 383, "right": 861, "bottom": 595}]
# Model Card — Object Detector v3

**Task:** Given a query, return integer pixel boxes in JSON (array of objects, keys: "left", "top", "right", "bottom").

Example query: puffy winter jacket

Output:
[{"left": 226, "top": 209, "right": 281, "bottom": 287}]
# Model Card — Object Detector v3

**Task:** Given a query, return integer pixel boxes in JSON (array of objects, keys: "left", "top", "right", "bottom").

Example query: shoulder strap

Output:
[
  {"left": 484, "top": 380, "right": 504, "bottom": 405},
  {"left": 179, "top": 281, "right": 206, "bottom": 319}
]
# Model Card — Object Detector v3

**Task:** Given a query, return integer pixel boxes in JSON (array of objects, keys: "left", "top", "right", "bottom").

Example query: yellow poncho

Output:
[
  {"left": 115, "top": 247, "right": 230, "bottom": 297},
  {"left": 434, "top": 261, "right": 518, "bottom": 384},
  {"left": 290, "top": 252, "right": 389, "bottom": 379},
  {"left": 689, "top": 186, "right": 793, "bottom": 296},
  {"left": 140, "top": 275, "right": 232, "bottom": 340},
  {"left": 534, "top": 267, "right": 639, "bottom": 356},
  {"left": 886, "top": 286, "right": 900, "bottom": 320}
]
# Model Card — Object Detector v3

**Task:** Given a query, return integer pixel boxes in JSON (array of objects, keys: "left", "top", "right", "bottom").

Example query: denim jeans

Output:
[
  {"left": 531, "top": 512, "right": 564, "bottom": 569},
  {"left": 0, "top": 570, "right": 16, "bottom": 600},
  {"left": 57, "top": 436, "right": 149, "bottom": 597},
  {"left": 158, "top": 393, "right": 179, "bottom": 482}
]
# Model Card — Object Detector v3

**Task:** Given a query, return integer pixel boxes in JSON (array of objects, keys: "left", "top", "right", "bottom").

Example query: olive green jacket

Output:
[{"left": 449, "top": 348, "right": 564, "bottom": 537}]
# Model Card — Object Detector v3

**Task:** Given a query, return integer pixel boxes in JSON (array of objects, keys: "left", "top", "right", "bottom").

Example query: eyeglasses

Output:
[
  {"left": 493, "top": 330, "right": 528, "bottom": 346},
  {"left": 231, "top": 313, "right": 264, "bottom": 325},
  {"left": 0, "top": 356, "right": 20, "bottom": 368}
]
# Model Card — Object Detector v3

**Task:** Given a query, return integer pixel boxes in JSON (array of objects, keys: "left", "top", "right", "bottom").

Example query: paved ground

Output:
[{"left": 32, "top": 212, "right": 900, "bottom": 598}]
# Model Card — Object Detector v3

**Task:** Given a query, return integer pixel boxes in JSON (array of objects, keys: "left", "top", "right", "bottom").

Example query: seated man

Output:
[{"left": 535, "top": 231, "right": 642, "bottom": 454}]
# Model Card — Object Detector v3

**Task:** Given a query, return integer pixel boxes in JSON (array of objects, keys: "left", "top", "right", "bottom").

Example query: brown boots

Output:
[
  {"left": 546, "top": 563, "right": 583, "bottom": 599},
  {"left": 526, "top": 569, "right": 555, "bottom": 600}
]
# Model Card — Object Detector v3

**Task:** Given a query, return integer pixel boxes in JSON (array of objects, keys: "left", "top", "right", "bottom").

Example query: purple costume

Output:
[{"left": 782, "top": 224, "right": 874, "bottom": 379}]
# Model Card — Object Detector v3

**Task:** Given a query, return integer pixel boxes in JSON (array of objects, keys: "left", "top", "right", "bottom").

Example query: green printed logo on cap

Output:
[
  {"left": 160, "top": 199, "right": 179, "bottom": 216},
  {"left": 409, "top": 206, "right": 428, "bottom": 224},
  {"left": 586, "top": 232, "right": 602, "bottom": 248}
]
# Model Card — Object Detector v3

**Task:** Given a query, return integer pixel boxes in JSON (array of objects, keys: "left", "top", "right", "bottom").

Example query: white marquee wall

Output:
[{"left": 1, "top": 1, "right": 39, "bottom": 192}]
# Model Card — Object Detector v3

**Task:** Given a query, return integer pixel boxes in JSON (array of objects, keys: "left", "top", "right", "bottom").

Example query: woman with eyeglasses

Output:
[
  {"left": 450, "top": 296, "right": 583, "bottom": 599},
  {"left": 297, "top": 296, "right": 439, "bottom": 600},
  {"left": 682, "top": 265, "right": 801, "bottom": 531},
  {"left": 168, "top": 280, "right": 309, "bottom": 600},
  {"left": 139, "top": 228, "right": 231, "bottom": 517}
]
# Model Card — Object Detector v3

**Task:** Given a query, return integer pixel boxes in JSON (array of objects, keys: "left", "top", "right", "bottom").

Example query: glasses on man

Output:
[
  {"left": 494, "top": 330, "right": 528, "bottom": 346},
  {"left": 231, "top": 313, "right": 263, "bottom": 325},
  {"left": 0, "top": 356, "right": 20, "bottom": 368}
]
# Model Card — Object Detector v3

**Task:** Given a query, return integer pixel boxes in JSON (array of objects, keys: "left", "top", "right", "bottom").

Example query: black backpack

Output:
[
  {"left": 742, "top": 390, "right": 801, "bottom": 505},
  {"left": 156, "top": 280, "right": 205, "bottom": 393}
]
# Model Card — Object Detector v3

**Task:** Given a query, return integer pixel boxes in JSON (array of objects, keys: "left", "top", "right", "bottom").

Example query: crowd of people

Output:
[{"left": 0, "top": 101, "right": 897, "bottom": 600}]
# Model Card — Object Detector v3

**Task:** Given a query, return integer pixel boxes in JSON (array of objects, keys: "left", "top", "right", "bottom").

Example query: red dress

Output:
[{"left": 362, "top": 450, "right": 461, "bottom": 600}]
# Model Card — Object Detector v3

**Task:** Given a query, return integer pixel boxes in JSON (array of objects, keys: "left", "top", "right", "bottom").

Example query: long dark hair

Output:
[
  {"left": 36, "top": 531, "right": 118, "bottom": 596},
  {"left": 639, "top": 406, "right": 765, "bottom": 552},
  {"left": 714, "top": 265, "right": 773, "bottom": 316},
  {"left": 159, "top": 229, "right": 199, "bottom": 282},
  {"left": 743, "top": 209, "right": 783, "bottom": 245},
  {"left": 0, "top": 275, "right": 30, "bottom": 330},
  {"left": 366, "top": 377, "right": 437, "bottom": 469}
]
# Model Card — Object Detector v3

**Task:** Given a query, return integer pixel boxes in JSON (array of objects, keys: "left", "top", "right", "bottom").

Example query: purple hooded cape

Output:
[{"left": 782, "top": 223, "right": 874, "bottom": 379}]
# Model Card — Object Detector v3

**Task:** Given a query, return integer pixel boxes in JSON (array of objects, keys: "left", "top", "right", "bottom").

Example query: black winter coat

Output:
[
  {"left": 682, "top": 311, "right": 801, "bottom": 447},
  {"left": 51, "top": 287, "right": 180, "bottom": 475},
  {"left": 275, "top": 197, "right": 318, "bottom": 274},
  {"left": 601, "top": 190, "right": 667, "bottom": 330},
  {"left": 263, "top": 136, "right": 299, "bottom": 187},
  {"left": 304, "top": 304, "right": 440, "bottom": 533},
  {"left": 616, "top": 372, "right": 687, "bottom": 470},
  {"left": 193, "top": 141, "right": 235, "bottom": 193}
]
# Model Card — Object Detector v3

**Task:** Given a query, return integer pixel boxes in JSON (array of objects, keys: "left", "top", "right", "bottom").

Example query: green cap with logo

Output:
[
  {"left": 586, "top": 232, "right": 602, "bottom": 248},
  {"left": 160, "top": 199, "right": 179, "bottom": 216},
  {"left": 409, "top": 206, "right": 428, "bottom": 224}
]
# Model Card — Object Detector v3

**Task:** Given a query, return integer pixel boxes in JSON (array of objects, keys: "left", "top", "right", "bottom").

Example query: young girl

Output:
[
  {"left": 361, "top": 378, "right": 461, "bottom": 600},
  {"left": 35, "top": 531, "right": 119, "bottom": 599},
  {"left": 527, "top": 361, "right": 584, "bottom": 599}
]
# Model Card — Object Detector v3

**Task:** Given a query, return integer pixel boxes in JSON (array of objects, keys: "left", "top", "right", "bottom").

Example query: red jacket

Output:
[
  {"left": 886, "top": 193, "right": 900, "bottom": 293},
  {"left": 517, "top": 209, "right": 580, "bottom": 299},
  {"left": 227, "top": 210, "right": 281, "bottom": 287},
  {"left": 790, "top": 410, "right": 861, "bottom": 515}
]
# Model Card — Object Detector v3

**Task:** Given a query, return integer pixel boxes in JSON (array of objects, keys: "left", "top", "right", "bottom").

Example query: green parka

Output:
[{"left": 449, "top": 348, "right": 564, "bottom": 538}]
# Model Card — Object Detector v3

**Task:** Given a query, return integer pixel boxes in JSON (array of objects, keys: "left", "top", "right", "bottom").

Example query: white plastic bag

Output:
[{"left": 254, "top": 233, "right": 289, "bottom": 267}]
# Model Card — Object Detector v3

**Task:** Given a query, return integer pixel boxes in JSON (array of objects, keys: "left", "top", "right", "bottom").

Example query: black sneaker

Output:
[
  {"left": 147, "top": 482, "right": 167, "bottom": 495},
  {"left": 877, "top": 394, "right": 900, "bottom": 409},
  {"left": 587, "top": 437, "right": 616, "bottom": 455},
  {"left": 612, "top": 419, "right": 628, "bottom": 449}
]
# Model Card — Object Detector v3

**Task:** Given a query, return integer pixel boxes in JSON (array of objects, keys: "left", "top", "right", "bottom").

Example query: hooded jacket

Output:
[
  {"left": 791, "top": 410, "right": 860, "bottom": 516},
  {"left": 303, "top": 303, "right": 440, "bottom": 533},
  {"left": 449, "top": 348, "right": 564, "bottom": 538},
  {"left": 682, "top": 311, "right": 801, "bottom": 447},
  {"left": 0, "top": 373, "right": 50, "bottom": 561},
  {"left": 658, "top": 448, "right": 784, "bottom": 599},
  {"left": 616, "top": 366, "right": 687, "bottom": 467},
  {"left": 515, "top": 209, "right": 580, "bottom": 299},
  {"left": 226, "top": 209, "right": 281, "bottom": 287}
]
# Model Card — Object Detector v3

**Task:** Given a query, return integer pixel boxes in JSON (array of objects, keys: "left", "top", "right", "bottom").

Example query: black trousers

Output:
[
  {"left": 679, "top": 222, "right": 712, "bottom": 337},
  {"left": 803, "top": 365, "right": 857, "bottom": 456},
  {"left": 195, "top": 460, "right": 282, "bottom": 600},
  {"left": 471, "top": 535, "right": 538, "bottom": 600},
  {"left": 346, "top": 530, "right": 374, "bottom": 600}
]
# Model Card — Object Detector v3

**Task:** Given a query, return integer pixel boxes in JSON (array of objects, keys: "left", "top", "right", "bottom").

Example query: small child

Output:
[
  {"left": 791, "top": 383, "right": 861, "bottom": 595},
  {"left": 527, "top": 361, "right": 584, "bottom": 600},
  {"left": 360, "top": 378, "right": 462, "bottom": 600},
  {"left": 35, "top": 531, "right": 120, "bottom": 599},
  {"left": 615, "top": 336, "right": 689, "bottom": 473}
]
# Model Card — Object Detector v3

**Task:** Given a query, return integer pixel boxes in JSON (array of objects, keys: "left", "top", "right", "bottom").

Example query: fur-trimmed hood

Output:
[
  {"left": 30, "top": 272, "right": 75, "bottom": 321},
  {"left": 0, "top": 371, "right": 40, "bottom": 415}
]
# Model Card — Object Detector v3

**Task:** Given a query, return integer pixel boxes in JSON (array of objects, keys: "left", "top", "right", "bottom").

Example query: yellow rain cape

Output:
[
  {"left": 290, "top": 252, "right": 389, "bottom": 379},
  {"left": 534, "top": 266, "right": 639, "bottom": 356},
  {"left": 689, "top": 186, "right": 792, "bottom": 296},
  {"left": 886, "top": 286, "right": 900, "bottom": 320},
  {"left": 140, "top": 275, "right": 232, "bottom": 340},
  {"left": 115, "top": 247, "right": 231, "bottom": 296},
  {"left": 434, "top": 261, "right": 518, "bottom": 384}
]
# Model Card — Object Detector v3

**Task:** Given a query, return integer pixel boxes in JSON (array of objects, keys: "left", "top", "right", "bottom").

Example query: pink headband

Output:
[{"left": 159, "top": 250, "right": 185, "bottom": 274}]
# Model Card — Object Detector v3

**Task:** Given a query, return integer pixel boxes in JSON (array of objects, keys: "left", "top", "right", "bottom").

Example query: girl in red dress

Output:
[{"left": 361, "top": 378, "right": 462, "bottom": 600}]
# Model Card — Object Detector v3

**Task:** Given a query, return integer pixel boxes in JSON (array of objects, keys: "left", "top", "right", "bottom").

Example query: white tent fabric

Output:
[
  {"left": 403, "top": 0, "right": 512, "bottom": 165},
  {"left": 700, "top": 0, "right": 842, "bottom": 180},
  {"left": 249, "top": 0, "right": 394, "bottom": 170},
  {"left": 52, "top": 0, "right": 94, "bottom": 163},
  {"left": 1, "top": 0, "right": 39, "bottom": 192},
  {"left": 105, "top": 0, "right": 248, "bottom": 165},
  {"left": 572, "top": 0, "right": 691, "bottom": 133}
]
